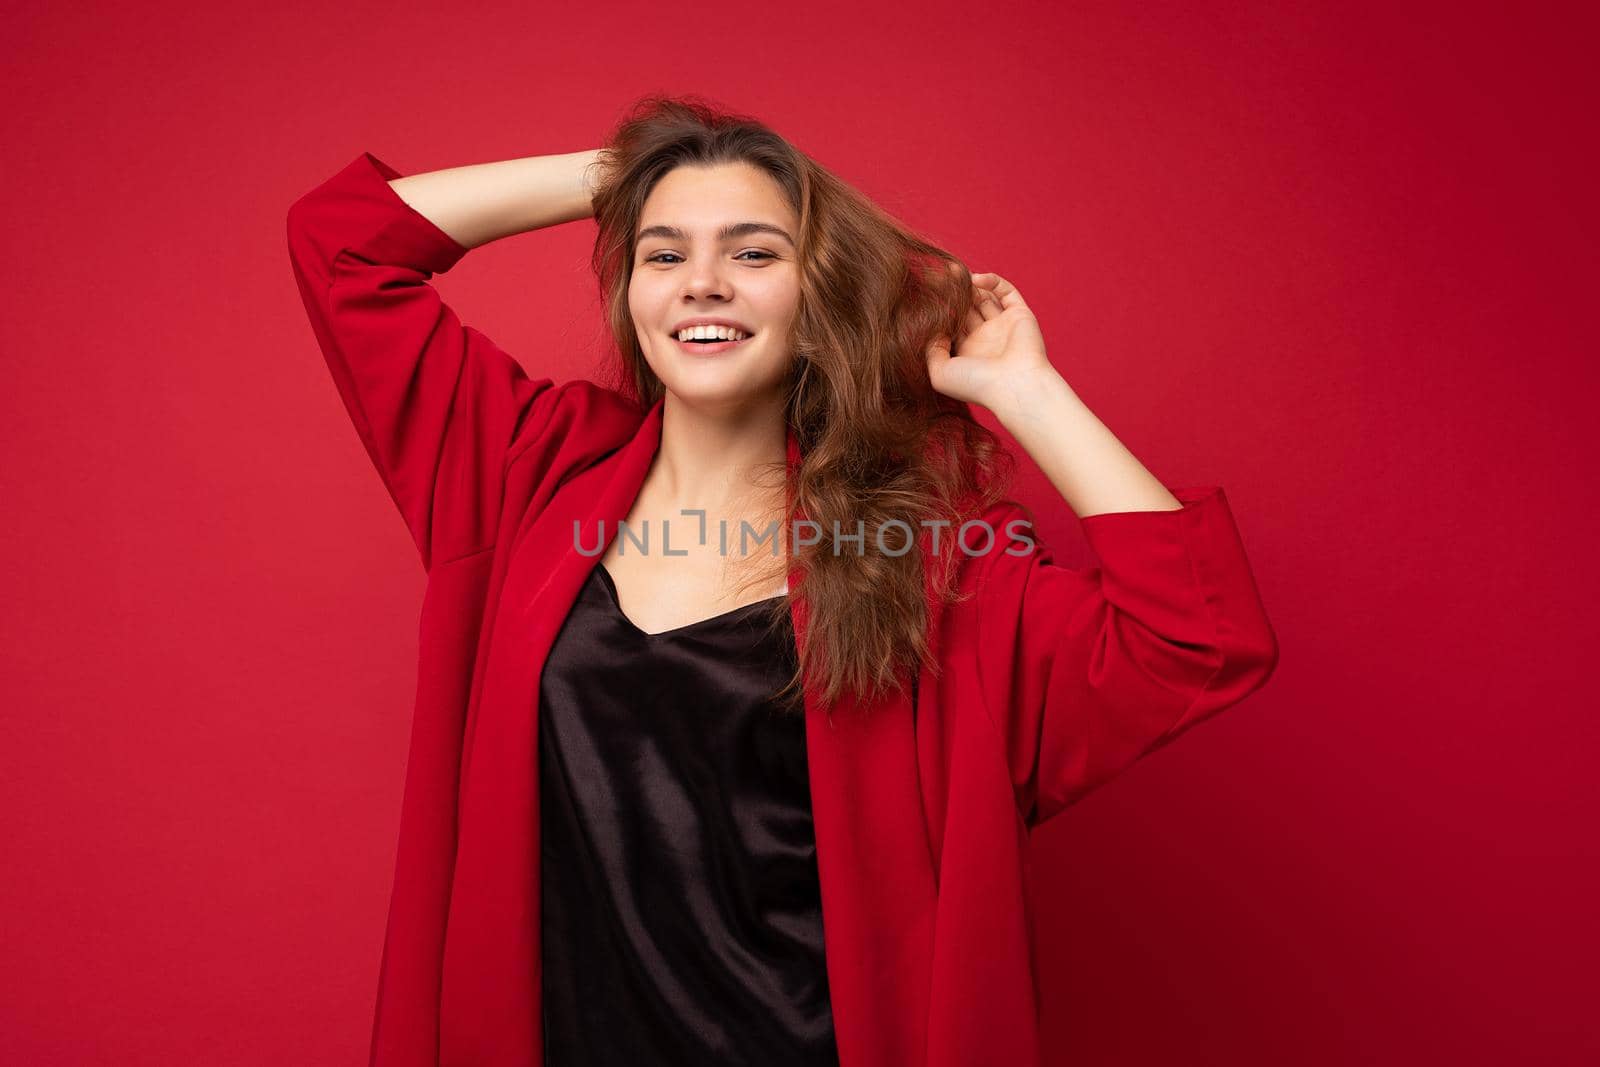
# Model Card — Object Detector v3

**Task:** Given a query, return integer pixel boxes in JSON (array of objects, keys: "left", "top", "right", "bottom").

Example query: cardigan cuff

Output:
[
  {"left": 335, "top": 151, "right": 472, "bottom": 277},
  {"left": 1077, "top": 484, "right": 1269, "bottom": 668}
]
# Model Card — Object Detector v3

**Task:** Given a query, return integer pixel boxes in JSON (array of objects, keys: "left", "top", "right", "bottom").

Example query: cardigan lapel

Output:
[
  {"left": 800, "top": 619, "right": 939, "bottom": 1067},
  {"left": 438, "top": 395, "right": 939, "bottom": 1066},
  {"left": 794, "top": 481, "right": 940, "bottom": 1067},
  {"left": 783, "top": 414, "right": 940, "bottom": 1067}
]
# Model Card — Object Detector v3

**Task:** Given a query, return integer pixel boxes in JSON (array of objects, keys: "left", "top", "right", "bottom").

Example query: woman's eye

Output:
[{"left": 643, "top": 250, "right": 775, "bottom": 264}]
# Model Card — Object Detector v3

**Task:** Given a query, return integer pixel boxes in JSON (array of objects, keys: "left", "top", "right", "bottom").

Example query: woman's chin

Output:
[{"left": 661, "top": 372, "right": 785, "bottom": 410}]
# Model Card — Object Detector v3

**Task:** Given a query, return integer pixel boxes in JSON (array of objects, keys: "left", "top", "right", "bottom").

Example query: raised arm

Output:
[
  {"left": 931, "top": 270, "right": 1279, "bottom": 828},
  {"left": 284, "top": 148, "right": 601, "bottom": 571},
  {"left": 384, "top": 148, "right": 602, "bottom": 249},
  {"left": 970, "top": 488, "right": 1280, "bottom": 829}
]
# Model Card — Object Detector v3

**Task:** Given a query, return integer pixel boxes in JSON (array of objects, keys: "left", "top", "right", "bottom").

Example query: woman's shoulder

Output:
[
  {"left": 501, "top": 379, "right": 650, "bottom": 499},
  {"left": 527, "top": 378, "right": 647, "bottom": 446},
  {"left": 551, "top": 378, "right": 644, "bottom": 422},
  {"left": 922, "top": 494, "right": 1047, "bottom": 606}
]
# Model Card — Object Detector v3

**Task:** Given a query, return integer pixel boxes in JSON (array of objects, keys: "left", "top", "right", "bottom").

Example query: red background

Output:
[{"left": 3, "top": 1, "right": 1595, "bottom": 1063}]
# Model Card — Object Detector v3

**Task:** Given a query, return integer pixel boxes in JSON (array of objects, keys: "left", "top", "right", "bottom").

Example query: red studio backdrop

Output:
[{"left": 2, "top": 2, "right": 1594, "bottom": 1064}]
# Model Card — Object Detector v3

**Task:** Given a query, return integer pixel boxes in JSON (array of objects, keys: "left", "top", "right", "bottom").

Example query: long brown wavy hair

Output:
[{"left": 587, "top": 93, "right": 1019, "bottom": 715}]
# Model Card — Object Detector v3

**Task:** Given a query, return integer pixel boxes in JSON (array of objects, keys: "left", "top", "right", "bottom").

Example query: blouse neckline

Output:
[{"left": 592, "top": 563, "right": 788, "bottom": 640}]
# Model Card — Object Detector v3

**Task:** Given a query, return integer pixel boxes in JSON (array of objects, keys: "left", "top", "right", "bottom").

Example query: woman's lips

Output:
[{"left": 672, "top": 333, "right": 754, "bottom": 356}]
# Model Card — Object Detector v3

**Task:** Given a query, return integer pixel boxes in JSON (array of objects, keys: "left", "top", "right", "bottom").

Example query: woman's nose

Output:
[{"left": 681, "top": 263, "right": 731, "bottom": 300}]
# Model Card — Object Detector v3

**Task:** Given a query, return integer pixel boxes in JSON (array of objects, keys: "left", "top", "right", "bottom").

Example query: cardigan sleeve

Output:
[
  {"left": 971, "top": 485, "right": 1280, "bottom": 829},
  {"left": 285, "top": 151, "right": 562, "bottom": 572}
]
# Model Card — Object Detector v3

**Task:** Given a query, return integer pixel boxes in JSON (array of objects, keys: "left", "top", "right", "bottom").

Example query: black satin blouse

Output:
[{"left": 538, "top": 563, "right": 840, "bottom": 1066}]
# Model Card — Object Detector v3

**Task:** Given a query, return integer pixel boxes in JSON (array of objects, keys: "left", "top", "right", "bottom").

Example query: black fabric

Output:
[{"left": 539, "top": 563, "right": 840, "bottom": 1066}]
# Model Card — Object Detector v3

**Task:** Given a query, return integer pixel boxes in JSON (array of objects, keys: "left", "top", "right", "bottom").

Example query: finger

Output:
[
  {"left": 975, "top": 272, "right": 1029, "bottom": 313},
  {"left": 963, "top": 305, "right": 985, "bottom": 337},
  {"left": 973, "top": 286, "right": 1002, "bottom": 321}
]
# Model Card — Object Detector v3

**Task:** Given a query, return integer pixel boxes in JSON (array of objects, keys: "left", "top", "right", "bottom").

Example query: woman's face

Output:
[{"left": 629, "top": 162, "right": 801, "bottom": 411}]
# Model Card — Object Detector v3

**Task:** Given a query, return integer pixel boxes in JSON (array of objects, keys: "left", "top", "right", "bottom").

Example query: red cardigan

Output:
[{"left": 286, "top": 152, "right": 1281, "bottom": 1067}]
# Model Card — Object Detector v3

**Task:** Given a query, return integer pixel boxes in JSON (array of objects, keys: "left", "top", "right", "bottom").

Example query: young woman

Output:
[{"left": 286, "top": 95, "right": 1279, "bottom": 1067}]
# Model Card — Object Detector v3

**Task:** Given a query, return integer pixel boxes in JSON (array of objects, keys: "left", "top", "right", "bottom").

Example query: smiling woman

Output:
[
  {"left": 587, "top": 100, "right": 1011, "bottom": 712},
  {"left": 624, "top": 161, "right": 801, "bottom": 416},
  {"left": 286, "top": 91, "right": 1278, "bottom": 1067}
]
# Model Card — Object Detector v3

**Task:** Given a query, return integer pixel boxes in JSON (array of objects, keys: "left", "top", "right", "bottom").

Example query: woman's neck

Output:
[{"left": 650, "top": 394, "right": 789, "bottom": 516}]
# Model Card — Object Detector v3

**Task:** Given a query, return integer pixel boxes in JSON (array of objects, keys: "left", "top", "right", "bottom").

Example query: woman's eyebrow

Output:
[{"left": 636, "top": 222, "right": 794, "bottom": 246}]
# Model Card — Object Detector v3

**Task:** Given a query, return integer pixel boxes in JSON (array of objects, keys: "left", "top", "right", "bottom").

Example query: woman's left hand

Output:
[{"left": 926, "top": 271, "right": 1058, "bottom": 411}]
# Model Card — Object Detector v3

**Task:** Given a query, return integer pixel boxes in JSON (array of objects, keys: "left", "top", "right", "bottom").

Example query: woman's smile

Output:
[{"left": 671, "top": 332, "right": 756, "bottom": 357}]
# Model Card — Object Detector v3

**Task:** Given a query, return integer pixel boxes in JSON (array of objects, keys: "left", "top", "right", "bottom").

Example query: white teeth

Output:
[{"left": 675, "top": 324, "right": 749, "bottom": 342}]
